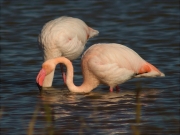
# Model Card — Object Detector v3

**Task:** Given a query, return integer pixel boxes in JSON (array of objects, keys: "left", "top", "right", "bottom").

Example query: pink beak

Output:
[{"left": 36, "top": 69, "right": 46, "bottom": 91}]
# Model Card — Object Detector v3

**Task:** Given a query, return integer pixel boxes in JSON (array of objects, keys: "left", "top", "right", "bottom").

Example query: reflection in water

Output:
[
  {"left": 34, "top": 87, "right": 164, "bottom": 134},
  {"left": 40, "top": 86, "right": 161, "bottom": 104}
]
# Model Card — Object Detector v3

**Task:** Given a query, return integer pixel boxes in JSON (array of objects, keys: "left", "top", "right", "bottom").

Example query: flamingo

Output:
[
  {"left": 36, "top": 43, "right": 165, "bottom": 93},
  {"left": 38, "top": 16, "right": 99, "bottom": 87}
]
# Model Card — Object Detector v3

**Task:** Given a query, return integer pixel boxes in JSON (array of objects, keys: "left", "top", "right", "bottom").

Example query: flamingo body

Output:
[
  {"left": 38, "top": 16, "right": 99, "bottom": 87},
  {"left": 36, "top": 43, "right": 165, "bottom": 93},
  {"left": 81, "top": 43, "right": 164, "bottom": 91}
]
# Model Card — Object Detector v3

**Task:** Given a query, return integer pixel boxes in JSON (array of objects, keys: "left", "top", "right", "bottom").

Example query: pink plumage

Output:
[
  {"left": 38, "top": 16, "right": 99, "bottom": 87},
  {"left": 36, "top": 43, "right": 165, "bottom": 93}
]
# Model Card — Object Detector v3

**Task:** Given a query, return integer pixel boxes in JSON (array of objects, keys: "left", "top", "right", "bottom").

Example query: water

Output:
[{"left": 1, "top": 0, "right": 179, "bottom": 135}]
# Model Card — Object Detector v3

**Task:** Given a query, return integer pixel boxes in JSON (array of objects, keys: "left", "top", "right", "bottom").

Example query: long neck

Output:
[{"left": 54, "top": 57, "right": 97, "bottom": 93}]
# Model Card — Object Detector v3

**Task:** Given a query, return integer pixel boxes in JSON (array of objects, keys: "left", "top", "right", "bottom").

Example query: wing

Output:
[
  {"left": 39, "top": 35, "right": 85, "bottom": 61},
  {"left": 61, "top": 36, "right": 85, "bottom": 60},
  {"left": 88, "top": 57, "right": 135, "bottom": 87}
]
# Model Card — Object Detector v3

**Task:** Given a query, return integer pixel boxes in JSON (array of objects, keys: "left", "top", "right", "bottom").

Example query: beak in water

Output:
[
  {"left": 36, "top": 69, "right": 46, "bottom": 91},
  {"left": 36, "top": 82, "right": 42, "bottom": 91}
]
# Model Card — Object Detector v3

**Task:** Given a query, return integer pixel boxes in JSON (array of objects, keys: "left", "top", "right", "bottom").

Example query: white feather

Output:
[
  {"left": 87, "top": 56, "right": 135, "bottom": 88},
  {"left": 38, "top": 16, "right": 99, "bottom": 87}
]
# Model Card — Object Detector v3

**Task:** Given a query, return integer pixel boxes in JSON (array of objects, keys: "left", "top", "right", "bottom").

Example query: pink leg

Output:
[
  {"left": 109, "top": 87, "right": 113, "bottom": 92},
  {"left": 115, "top": 85, "right": 120, "bottom": 92},
  {"left": 60, "top": 64, "right": 66, "bottom": 84}
]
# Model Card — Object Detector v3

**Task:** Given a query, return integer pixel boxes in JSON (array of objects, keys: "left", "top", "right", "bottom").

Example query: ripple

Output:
[{"left": 1, "top": 0, "right": 179, "bottom": 134}]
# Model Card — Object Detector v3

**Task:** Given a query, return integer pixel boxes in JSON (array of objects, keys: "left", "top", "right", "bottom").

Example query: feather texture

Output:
[
  {"left": 36, "top": 43, "right": 165, "bottom": 93},
  {"left": 38, "top": 16, "right": 99, "bottom": 87}
]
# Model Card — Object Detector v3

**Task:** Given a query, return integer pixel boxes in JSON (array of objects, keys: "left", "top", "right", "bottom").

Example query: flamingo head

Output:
[{"left": 36, "top": 59, "right": 56, "bottom": 91}]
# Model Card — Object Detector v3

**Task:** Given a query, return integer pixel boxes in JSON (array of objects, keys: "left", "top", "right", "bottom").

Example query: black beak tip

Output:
[{"left": 36, "top": 82, "right": 42, "bottom": 92}]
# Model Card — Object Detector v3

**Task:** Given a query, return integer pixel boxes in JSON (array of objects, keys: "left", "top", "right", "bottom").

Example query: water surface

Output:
[{"left": 1, "top": 0, "right": 179, "bottom": 135}]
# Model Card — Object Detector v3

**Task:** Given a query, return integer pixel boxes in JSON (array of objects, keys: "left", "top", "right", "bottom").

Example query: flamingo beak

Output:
[
  {"left": 36, "top": 82, "right": 42, "bottom": 91},
  {"left": 36, "top": 69, "right": 46, "bottom": 91}
]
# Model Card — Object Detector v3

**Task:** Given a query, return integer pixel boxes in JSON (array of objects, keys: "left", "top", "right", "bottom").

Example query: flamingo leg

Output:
[
  {"left": 109, "top": 87, "right": 113, "bottom": 92},
  {"left": 60, "top": 64, "right": 66, "bottom": 84},
  {"left": 115, "top": 85, "right": 120, "bottom": 92}
]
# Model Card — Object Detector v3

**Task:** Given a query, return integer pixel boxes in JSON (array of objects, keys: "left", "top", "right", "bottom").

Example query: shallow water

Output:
[{"left": 1, "top": 0, "right": 179, "bottom": 135}]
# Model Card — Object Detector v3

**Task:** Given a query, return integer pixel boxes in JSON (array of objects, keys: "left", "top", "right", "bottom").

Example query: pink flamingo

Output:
[
  {"left": 38, "top": 16, "right": 99, "bottom": 87},
  {"left": 36, "top": 43, "right": 165, "bottom": 93}
]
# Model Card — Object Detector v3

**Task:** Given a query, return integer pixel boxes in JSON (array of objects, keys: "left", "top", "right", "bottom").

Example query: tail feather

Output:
[
  {"left": 135, "top": 62, "right": 165, "bottom": 78},
  {"left": 88, "top": 27, "right": 99, "bottom": 38}
]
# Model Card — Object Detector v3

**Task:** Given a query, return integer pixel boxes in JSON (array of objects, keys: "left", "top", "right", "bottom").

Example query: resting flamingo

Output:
[
  {"left": 36, "top": 43, "right": 165, "bottom": 93},
  {"left": 38, "top": 16, "right": 99, "bottom": 87}
]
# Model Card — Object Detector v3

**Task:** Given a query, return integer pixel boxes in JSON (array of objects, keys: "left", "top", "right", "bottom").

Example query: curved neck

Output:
[{"left": 53, "top": 57, "right": 97, "bottom": 93}]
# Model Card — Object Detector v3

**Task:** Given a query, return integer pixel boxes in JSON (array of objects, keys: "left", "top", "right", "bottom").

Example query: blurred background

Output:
[{"left": 1, "top": 0, "right": 179, "bottom": 135}]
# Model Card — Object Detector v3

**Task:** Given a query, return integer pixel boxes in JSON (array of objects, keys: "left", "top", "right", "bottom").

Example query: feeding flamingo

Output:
[
  {"left": 38, "top": 16, "right": 99, "bottom": 87},
  {"left": 36, "top": 43, "right": 165, "bottom": 93}
]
